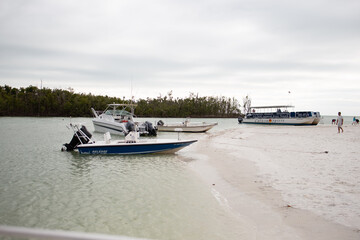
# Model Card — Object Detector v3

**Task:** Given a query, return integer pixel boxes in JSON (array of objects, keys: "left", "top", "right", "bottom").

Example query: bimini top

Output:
[
  {"left": 106, "top": 103, "right": 138, "bottom": 108},
  {"left": 104, "top": 103, "right": 138, "bottom": 116},
  {"left": 250, "top": 105, "right": 294, "bottom": 109}
]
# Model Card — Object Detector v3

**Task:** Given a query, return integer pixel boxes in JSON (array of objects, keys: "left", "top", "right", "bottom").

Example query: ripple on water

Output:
[{"left": 0, "top": 117, "right": 248, "bottom": 240}]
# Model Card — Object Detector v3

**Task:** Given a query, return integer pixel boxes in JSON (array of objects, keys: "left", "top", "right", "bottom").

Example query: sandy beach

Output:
[{"left": 189, "top": 124, "right": 360, "bottom": 240}]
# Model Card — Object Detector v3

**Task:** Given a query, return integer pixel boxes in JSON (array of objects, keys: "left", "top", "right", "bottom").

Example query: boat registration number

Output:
[{"left": 91, "top": 150, "right": 108, "bottom": 154}]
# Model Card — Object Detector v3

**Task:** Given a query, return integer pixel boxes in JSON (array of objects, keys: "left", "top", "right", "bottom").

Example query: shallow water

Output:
[
  {"left": 0, "top": 117, "right": 245, "bottom": 240},
  {"left": 0, "top": 115, "right": 354, "bottom": 239}
]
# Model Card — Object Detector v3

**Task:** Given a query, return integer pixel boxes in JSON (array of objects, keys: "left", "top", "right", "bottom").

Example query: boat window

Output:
[{"left": 296, "top": 112, "right": 309, "bottom": 118}]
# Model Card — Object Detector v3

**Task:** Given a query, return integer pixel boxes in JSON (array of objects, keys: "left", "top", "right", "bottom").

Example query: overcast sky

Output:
[{"left": 1, "top": 0, "right": 360, "bottom": 115}]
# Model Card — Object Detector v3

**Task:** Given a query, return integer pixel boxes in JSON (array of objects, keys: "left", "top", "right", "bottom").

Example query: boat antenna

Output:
[
  {"left": 131, "top": 79, "right": 133, "bottom": 103},
  {"left": 130, "top": 79, "right": 135, "bottom": 115},
  {"left": 288, "top": 90, "right": 292, "bottom": 106}
]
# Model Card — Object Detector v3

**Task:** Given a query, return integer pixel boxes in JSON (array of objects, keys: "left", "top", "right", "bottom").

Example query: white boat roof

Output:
[
  {"left": 250, "top": 105, "right": 294, "bottom": 109},
  {"left": 107, "top": 103, "right": 137, "bottom": 107}
]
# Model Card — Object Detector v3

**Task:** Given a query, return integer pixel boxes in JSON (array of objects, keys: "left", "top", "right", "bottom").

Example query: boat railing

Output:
[
  {"left": 0, "top": 225, "right": 152, "bottom": 240},
  {"left": 71, "top": 124, "right": 94, "bottom": 145}
]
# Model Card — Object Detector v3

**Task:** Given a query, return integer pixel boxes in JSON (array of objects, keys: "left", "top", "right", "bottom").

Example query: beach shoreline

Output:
[{"left": 189, "top": 124, "right": 360, "bottom": 239}]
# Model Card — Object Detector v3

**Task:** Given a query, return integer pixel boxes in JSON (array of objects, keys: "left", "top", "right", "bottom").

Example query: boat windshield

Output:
[{"left": 105, "top": 109, "right": 132, "bottom": 116}]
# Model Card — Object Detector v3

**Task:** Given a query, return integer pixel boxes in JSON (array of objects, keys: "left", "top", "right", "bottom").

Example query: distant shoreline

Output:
[
  {"left": 0, "top": 85, "right": 240, "bottom": 118},
  {"left": 0, "top": 115, "right": 239, "bottom": 118}
]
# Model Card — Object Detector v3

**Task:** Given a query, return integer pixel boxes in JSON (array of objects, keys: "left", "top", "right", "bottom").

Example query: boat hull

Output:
[
  {"left": 312, "top": 118, "right": 321, "bottom": 125},
  {"left": 92, "top": 119, "right": 126, "bottom": 135},
  {"left": 157, "top": 123, "right": 217, "bottom": 133},
  {"left": 77, "top": 139, "right": 197, "bottom": 155}
]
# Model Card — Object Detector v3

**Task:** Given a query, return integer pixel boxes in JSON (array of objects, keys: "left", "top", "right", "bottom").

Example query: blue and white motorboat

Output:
[
  {"left": 238, "top": 105, "right": 321, "bottom": 125},
  {"left": 62, "top": 124, "right": 197, "bottom": 155}
]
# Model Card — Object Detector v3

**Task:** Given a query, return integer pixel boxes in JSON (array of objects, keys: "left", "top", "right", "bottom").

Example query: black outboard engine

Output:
[
  {"left": 63, "top": 125, "right": 92, "bottom": 151},
  {"left": 157, "top": 120, "right": 164, "bottom": 126},
  {"left": 144, "top": 121, "right": 157, "bottom": 136},
  {"left": 238, "top": 117, "right": 243, "bottom": 124},
  {"left": 125, "top": 120, "right": 136, "bottom": 132}
]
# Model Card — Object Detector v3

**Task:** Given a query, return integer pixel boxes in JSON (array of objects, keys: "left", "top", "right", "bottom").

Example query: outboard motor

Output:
[
  {"left": 157, "top": 120, "right": 164, "bottom": 126},
  {"left": 63, "top": 125, "right": 92, "bottom": 151},
  {"left": 125, "top": 120, "right": 136, "bottom": 132},
  {"left": 238, "top": 117, "right": 243, "bottom": 124},
  {"left": 144, "top": 121, "right": 157, "bottom": 136}
]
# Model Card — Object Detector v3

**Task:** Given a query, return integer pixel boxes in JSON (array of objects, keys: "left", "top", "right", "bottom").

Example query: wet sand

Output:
[{"left": 189, "top": 124, "right": 360, "bottom": 239}]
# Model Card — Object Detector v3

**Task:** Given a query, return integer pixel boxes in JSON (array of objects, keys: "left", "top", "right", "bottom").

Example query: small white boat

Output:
[
  {"left": 91, "top": 103, "right": 157, "bottom": 136},
  {"left": 62, "top": 124, "right": 197, "bottom": 155},
  {"left": 238, "top": 105, "right": 321, "bottom": 126},
  {"left": 156, "top": 118, "right": 218, "bottom": 133}
]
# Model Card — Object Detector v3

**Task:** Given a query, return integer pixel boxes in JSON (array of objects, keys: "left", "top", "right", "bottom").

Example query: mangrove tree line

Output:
[{"left": 0, "top": 85, "right": 241, "bottom": 117}]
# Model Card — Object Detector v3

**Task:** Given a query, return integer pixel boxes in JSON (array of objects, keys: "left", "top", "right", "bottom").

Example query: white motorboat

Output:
[
  {"left": 91, "top": 103, "right": 157, "bottom": 136},
  {"left": 156, "top": 118, "right": 218, "bottom": 133},
  {"left": 238, "top": 105, "right": 321, "bottom": 125},
  {"left": 62, "top": 124, "right": 197, "bottom": 155}
]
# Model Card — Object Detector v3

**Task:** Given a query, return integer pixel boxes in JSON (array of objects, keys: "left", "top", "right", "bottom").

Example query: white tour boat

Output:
[{"left": 238, "top": 105, "right": 321, "bottom": 125}]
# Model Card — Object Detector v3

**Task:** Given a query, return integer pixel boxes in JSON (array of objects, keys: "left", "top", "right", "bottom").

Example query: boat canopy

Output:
[
  {"left": 104, "top": 103, "right": 138, "bottom": 116},
  {"left": 106, "top": 103, "right": 138, "bottom": 108},
  {"left": 250, "top": 105, "right": 294, "bottom": 109}
]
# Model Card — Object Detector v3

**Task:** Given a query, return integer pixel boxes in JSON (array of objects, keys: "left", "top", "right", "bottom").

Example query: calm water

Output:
[
  {"left": 0, "top": 117, "right": 244, "bottom": 240},
  {"left": 0, "top": 115, "right": 352, "bottom": 239}
]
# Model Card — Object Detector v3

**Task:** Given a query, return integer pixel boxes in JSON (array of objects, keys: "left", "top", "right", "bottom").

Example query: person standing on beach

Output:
[{"left": 336, "top": 112, "right": 344, "bottom": 133}]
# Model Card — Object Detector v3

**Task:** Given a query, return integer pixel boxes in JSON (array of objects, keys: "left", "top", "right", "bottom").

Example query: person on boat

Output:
[{"left": 336, "top": 112, "right": 344, "bottom": 133}]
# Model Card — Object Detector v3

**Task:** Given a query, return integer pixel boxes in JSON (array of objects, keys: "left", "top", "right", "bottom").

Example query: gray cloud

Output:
[{"left": 0, "top": 0, "right": 360, "bottom": 115}]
